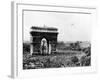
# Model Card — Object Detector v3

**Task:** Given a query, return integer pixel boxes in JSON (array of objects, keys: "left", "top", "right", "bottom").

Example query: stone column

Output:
[
  {"left": 30, "top": 36, "right": 33, "bottom": 55},
  {"left": 30, "top": 44, "right": 33, "bottom": 55},
  {"left": 49, "top": 41, "right": 51, "bottom": 54}
]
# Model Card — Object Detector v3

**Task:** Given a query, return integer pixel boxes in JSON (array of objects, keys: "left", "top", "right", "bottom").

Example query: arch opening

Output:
[{"left": 40, "top": 38, "right": 48, "bottom": 54}]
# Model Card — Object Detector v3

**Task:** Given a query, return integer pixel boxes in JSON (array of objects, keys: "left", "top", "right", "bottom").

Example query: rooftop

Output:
[{"left": 31, "top": 26, "right": 58, "bottom": 33}]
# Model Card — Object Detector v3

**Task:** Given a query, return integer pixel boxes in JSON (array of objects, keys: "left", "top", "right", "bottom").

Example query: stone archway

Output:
[{"left": 30, "top": 26, "right": 58, "bottom": 55}]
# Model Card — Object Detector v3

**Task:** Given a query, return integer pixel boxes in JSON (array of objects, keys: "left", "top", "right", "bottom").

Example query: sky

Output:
[{"left": 23, "top": 10, "right": 92, "bottom": 42}]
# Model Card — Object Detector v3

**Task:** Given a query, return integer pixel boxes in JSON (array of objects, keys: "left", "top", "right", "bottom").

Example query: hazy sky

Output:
[{"left": 23, "top": 10, "right": 92, "bottom": 42}]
